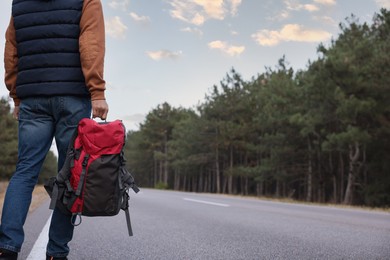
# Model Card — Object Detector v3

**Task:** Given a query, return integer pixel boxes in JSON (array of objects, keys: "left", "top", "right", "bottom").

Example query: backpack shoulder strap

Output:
[
  {"left": 49, "top": 128, "right": 79, "bottom": 210},
  {"left": 57, "top": 128, "right": 79, "bottom": 183}
]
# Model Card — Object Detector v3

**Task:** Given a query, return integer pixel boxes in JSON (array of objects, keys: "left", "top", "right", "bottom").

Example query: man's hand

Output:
[
  {"left": 13, "top": 106, "right": 19, "bottom": 120},
  {"left": 92, "top": 100, "right": 109, "bottom": 120}
]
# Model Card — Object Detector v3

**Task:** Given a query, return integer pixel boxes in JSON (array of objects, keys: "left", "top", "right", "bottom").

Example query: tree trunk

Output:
[
  {"left": 183, "top": 174, "right": 187, "bottom": 191},
  {"left": 244, "top": 177, "right": 249, "bottom": 195},
  {"left": 339, "top": 151, "right": 345, "bottom": 204},
  {"left": 153, "top": 158, "right": 157, "bottom": 187},
  {"left": 163, "top": 134, "right": 169, "bottom": 185},
  {"left": 343, "top": 142, "right": 360, "bottom": 205},
  {"left": 174, "top": 170, "right": 178, "bottom": 190},
  {"left": 204, "top": 170, "right": 209, "bottom": 192},
  {"left": 306, "top": 139, "right": 313, "bottom": 202},
  {"left": 257, "top": 182, "right": 263, "bottom": 196},
  {"left": 228, "top": 146, "right": 234, "bottom": 194},
  {"left": 317, "top": 148, "right": 324, "bottom": 203},
  {"left": 192, "top": 176, "right": 197, "bottom": 192},
  {"left": 330, "top": 153, "right": 337, "bottom": 203},
  {"left": 222, "top": 177, "right": 227, "bottom": 194},
  {"left": 215, "top": 145, "right": 221, "bottom": 193},
  {"left": 276, "top": 180, "right": 281, "bottom": 198},
  {"left": 362, "top": 145, "right": 368, "bottom": 187},
  {"left": 199, "top": 168, "right": 203, "bottom": 192},
  {"left": 332, "top": 175, "right": 337, "bottom": 203},
  {"left": 159, "top": 160, "right": 163, "bottom": 184}
]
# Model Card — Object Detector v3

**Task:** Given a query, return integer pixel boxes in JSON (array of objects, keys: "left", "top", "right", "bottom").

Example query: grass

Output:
[{"left": 0, "top": 181, "right": 49, "bottom": 215}]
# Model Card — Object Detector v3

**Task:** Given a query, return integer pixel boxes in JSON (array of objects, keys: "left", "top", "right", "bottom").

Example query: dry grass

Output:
[{"left": 0, "top": 182, "right": 49, "bottom": 215}]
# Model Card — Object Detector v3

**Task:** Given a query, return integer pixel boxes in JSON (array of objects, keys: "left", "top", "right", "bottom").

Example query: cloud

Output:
[
  {"left": 375, "top": 0, "right": 390, "bottom": 8},
  {"left": 146, "top": 50, "right": 183, "bottom": 61},
  {"left": 123, "top": 113, "right": 146, "bottom": 130},
  {"left": 252, "top": 30, "right": 281, "bottom": 46},
  {"left": 314, "top": 15, "right": 337, "bottom": 26},
  {"left": 124, "top": 113, "right": 146, "bottom": 122},
  {"left": 108, "top": 0, "right": 130, "bottom": 10},
  {"left": 252, "top": 24, "right": 332, "bottom": 46},
  {"left": 168, "top": 0, "right": 243, "bottom": 26},
  {"left": 208, "top": 40, "right": 245, "bottom": 56},
  {"left": 228, "top": 0, "right": 242, "bottom": 16},
  {"left": 304, "top": 4, "right": 319, "bottom": 12},
  {"left": 274, "top": 1, "right": 319, "bottom": 22},
  {"left": 105, "top": 16, "right": 128, "bottom": 39},
  {"left": 129, "top": 12, "right": 151, "bottom": 25},
  {"left": 191, "top": 13, "right": 206, "bottom": 25},
  {"left": 275, "top": 10, "right": 290, "bottom": 20},
  {"left": 313, "top": 0, "right": 336, "bottom": 6},
  {"left": 284, "top": 0, "right": 319, "bottom": 12},
  {"left": 194, "top": 0, "right": 225, "bottom": 19},
  {"left": 181, "top": 27, "right": 204, "bottom": 36}
]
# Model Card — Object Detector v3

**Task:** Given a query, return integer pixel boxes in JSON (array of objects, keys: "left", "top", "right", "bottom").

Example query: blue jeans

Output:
[{"left": 0, "top": 96, "right": 91, "bottom": 257}]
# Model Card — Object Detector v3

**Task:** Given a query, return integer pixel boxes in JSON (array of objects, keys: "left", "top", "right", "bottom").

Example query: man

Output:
[{"left": 0, "top": 0, "right": 108, "bottom": 259}]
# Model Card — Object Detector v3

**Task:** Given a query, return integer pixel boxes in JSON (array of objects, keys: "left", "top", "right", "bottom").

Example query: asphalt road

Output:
[{"left": 21, "top": 189, "right": 390, "bottom": 260}]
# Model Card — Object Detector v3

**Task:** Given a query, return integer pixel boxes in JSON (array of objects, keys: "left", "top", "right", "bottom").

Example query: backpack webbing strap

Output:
[
  {"left": 125, "top": 207, "right": 133, "bottom": 236},
  {"left": 62, "top": 182, "right": 72, "bottom": 206},
  {"left": 120, "top": 167, "right": 140, "bottom": 194},
  {"left": 75, "top": 154, "right": 90, "bottom": 196},
  {"left": 131, "top": 184, "right": 140, "bottom": 193},
  {"left": 49, "top": 184, "right": 59, "bottom": 210},
  {"left": 49, "top": 129, "right": 79, "bottom": 211},
  {"left": 121, "top": 191, "right": 133, "bottom": 236},
  {"left": 57, "top": 128, "right": 79, "bottom": 183},
  {"left": 49, "top": 180, "right": 75, "bottom": 210}
]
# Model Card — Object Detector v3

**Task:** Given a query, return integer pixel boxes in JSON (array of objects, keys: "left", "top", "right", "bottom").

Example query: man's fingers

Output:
[
  {"left": 13, "top": 106, "right": 20, "bottom": 120},
  {"left": 92, "top": 107, "right": 108, "bottom": 120},
  {"left": 102, "top": 110, "right": 108, "bottom": 120},
  {"left": 91, "top": 100, "right": 109, "bottom": 120}
]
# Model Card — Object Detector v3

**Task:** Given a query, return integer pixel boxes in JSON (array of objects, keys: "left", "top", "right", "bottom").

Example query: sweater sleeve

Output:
[
  {"left": 4, "top": 16, "right": 20, "bottom": 106},
  {"left": 80, "top": 0, "right": 106, "bottom": 101}
]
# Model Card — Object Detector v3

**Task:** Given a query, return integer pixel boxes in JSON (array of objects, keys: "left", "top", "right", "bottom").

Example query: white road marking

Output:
[
  {"left": 183, "top": 198, "right": 230, "bottom": 207},
  {"left": 27, "top": 214, "right": 52, "bottom": 260}
]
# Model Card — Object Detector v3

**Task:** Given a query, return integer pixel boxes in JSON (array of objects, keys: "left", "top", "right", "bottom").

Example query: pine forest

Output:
[{"left": 1, "top": 9, "right": 389, "bottom": 207}]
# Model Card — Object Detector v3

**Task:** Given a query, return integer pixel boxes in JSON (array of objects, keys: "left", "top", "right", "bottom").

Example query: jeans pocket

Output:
[
  {"left": 18, "top": 98, "right": 37, "bottom": 120},
  {"left": 62, "top": 96, "right": 91, "bottom": 127}
]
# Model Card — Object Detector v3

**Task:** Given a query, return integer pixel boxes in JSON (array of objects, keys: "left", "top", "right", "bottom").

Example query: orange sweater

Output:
[{"left": 4, "top": 0, "right": 106, "bottom": 106}]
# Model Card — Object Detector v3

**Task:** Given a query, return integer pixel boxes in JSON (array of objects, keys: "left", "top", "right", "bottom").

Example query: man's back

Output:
[{"left": 12, "top": 0, "right": 89, "bottom": 99}]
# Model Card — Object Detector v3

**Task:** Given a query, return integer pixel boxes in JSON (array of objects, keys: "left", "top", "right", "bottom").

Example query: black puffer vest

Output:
[{"left": 12, "top": 0, "right": 89, "bottom": 98}]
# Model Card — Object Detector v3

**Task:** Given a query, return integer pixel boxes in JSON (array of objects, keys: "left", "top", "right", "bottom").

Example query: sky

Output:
[{"left": 0, "top": 0, "right": 389, "bottom": 132}]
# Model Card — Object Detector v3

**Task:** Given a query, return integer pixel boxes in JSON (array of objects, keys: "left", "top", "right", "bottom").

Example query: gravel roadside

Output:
[{"left": 0, "top": 182, "right": 49, "bottom": 215}]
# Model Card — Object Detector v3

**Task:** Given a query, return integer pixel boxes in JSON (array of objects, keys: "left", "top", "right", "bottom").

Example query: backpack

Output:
[{"left": 44, "top": 118, "right": 140, "bottom": 236}]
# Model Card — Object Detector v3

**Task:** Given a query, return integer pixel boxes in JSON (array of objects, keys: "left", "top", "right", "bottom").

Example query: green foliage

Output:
[
  {"left": 0, "top": 97, "right": 58, "bottom": 183},
  {"left": 0, "top": 98, "right": 18, "bottom": 180},
  {"left": 154, "top": 181, "right": 169, "bottom": 190},
  {"left": 123, "top": 130, "right": 154, "bottom": 187}
]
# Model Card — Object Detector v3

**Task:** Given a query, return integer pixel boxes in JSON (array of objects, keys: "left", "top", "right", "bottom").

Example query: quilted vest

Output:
[{"left": 12, "top": 0, "right": 89, "bottom": 98}]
